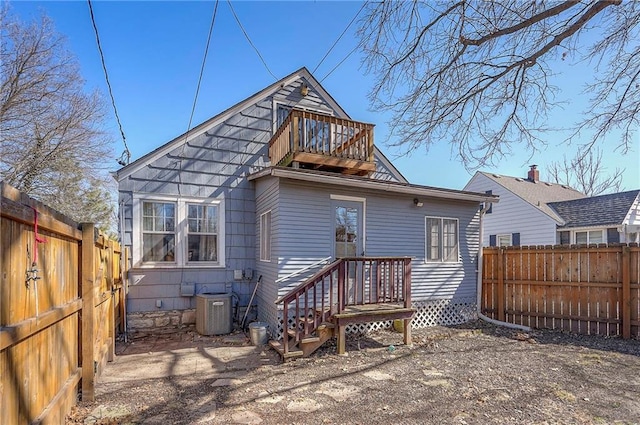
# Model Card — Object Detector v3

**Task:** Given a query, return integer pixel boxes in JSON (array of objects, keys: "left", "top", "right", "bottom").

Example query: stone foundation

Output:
[{"left": 127, "top": 309, "right": 196, "bottom": 335}]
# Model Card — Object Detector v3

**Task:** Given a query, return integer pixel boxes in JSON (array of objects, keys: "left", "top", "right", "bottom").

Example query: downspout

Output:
[
  {"left": 119, "top": 199, "right": 129, "bottom": 342},
  {"left": 477, "top": 205, "right": 531, "bottom": 331}
]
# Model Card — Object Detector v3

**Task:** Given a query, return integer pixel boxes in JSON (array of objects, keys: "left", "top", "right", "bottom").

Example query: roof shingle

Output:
[
  {"left": 479, "top": 171, "right": 585, "bottom": 223},
  {"left": 548, "top": 190, "right": 640, "bottom": 228}
]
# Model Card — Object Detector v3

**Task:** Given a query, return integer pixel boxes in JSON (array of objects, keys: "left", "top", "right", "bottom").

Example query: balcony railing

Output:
[{"left": 268, "top": 109, "right": 376, "bottom": 175}]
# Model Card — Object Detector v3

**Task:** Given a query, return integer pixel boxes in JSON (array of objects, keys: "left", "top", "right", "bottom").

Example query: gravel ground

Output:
[{"left": 67, "top": 321, "right": 640, "bottom": 425}]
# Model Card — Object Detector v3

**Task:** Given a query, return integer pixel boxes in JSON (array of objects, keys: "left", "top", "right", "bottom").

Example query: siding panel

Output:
[
  {"left": 272, "top": 180, "right": 480, "bottom": 303},
  {"left": 465, "top": 173, "right": 558, "bottom": 245}
]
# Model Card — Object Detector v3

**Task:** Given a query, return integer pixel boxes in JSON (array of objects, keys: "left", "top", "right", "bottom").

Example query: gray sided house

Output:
[
  {"left": 465, "top": 166, "right": 640, "bottom": 246},
  {"left": 115, "top": 68, "right": 496, "bottom": 339}
]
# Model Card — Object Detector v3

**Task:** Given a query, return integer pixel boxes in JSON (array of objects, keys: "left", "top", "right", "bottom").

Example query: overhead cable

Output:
[
  {"left": 185, "top": 0, "right": 220, "bottom": 142},
  {"left": 87, "top": 0, "right": 130, "bottom": 166},
  {"left": 312, "top": 2, "right": 367, "bottom": 74},
  {"left": 226, "top": 0, "right": 278, "bottom": 80},
  {"left": 320, "top": 44, "right": 360, "bottom": 83}
]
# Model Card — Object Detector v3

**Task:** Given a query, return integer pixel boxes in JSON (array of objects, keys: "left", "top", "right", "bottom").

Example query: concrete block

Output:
[
  {"left": 155, "top": 316, "right": 171, "bottom": 328},
  {"left": 128, "top": 316, "right": 154, "bottom": 330},
  {"left": 182, "top": 309, "right": 196, "bottom": 325}
]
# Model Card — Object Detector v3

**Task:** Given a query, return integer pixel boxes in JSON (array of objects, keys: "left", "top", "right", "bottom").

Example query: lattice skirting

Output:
[{"left": 267, "top": 298, "right": 477, "bottom": 340}]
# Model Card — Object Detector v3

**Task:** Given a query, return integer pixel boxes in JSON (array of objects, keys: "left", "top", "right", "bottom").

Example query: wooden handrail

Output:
[
  {"left": 275, "top": 259, "right": 342, "bottom": 305},
  {"left": 268, "top": 108, "right": 375, "bottom": 168},
  {"left": 275, "top": 257, "right": 412, "bottom": 354}
]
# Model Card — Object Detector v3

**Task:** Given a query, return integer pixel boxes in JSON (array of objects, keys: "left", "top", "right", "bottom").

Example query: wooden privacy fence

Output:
[
  {"left": 0, "top": 183, "right": 127, "bottom": 424},
  {"left": 481, "top": 244, "right": 640, "bottom": 339}
]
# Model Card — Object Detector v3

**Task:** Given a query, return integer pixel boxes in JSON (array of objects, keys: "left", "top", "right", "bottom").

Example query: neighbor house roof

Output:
[
  {"left": 477, "top": 171, "right": 585, "bottom": 223},
  {"left": 113, "top": 67, "right": 407, "bottom": 183},
  {"left": 249, "top": 167, "right": 498, "bottom": 204},
  {"left": 549, "top": 190, "right": 640, "bottom": 229}
]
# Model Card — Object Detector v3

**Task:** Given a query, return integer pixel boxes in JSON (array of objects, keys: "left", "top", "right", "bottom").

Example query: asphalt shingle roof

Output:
[
  {"left": 479, "top": 172, "right": 586, "bottom": 223},
  {"left": 548, "top": 190, "right": 640, "bottom": 229}
]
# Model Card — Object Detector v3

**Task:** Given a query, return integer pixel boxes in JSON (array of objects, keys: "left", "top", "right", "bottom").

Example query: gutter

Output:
[
  {"left": 250, "top": 167, "right": 498, "bottom": 204},
  {"left": 477, "top": 205, "right": 531, "bottom": 331}
]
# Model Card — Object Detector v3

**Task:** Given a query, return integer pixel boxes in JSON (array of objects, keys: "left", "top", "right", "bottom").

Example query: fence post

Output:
[
  {"left": 107, "top": 239, "right": 115, "bottom": 362},
  {"left": 622, "top": 246, "right": 631, "bottom": 340},
  {"left": 81, "top": 223, "right": 95, "bottom": 401},
  {"left": 497, "top": 248, "right": 505, "bottom": 322}
]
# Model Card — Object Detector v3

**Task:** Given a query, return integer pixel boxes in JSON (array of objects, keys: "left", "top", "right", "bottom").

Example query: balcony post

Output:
[
  {"left": 291, "top": 112, "right": 300, "bottom": 154},
  {"left": 368, "top": 126, "right": 375, "bottom": 162}
]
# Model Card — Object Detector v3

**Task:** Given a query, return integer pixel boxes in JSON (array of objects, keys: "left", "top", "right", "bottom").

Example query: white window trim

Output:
[
  {"left": 497, "top": 234, "right": 512, "bottom": 247},
  {"left": 569, "top": 227, "right": 606, "bottom": 244},
  {"left": 260, "top": 210, "right": 272, "bottom": 262},
  {"left": 271, "top": 99, "right": 334, "bottom": 134},
  {"left": 425, "top": 216, "right": 460, "bottom": 263},
  {"left": 132, "top": 194, "right": 225, "bottom": 268}
]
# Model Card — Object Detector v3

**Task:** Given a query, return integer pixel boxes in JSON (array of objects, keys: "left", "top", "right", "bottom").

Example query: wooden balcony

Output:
[{"left": 268, "top": 109, "right": 376, "bottom": 176}]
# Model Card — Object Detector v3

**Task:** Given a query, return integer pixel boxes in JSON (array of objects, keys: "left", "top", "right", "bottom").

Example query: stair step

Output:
[
  {"left": 286, "top": 328, "right": 321, "bottom": 344},
  {"left": 317, "top": 323, "right": 335, "bottom": 330},
  {"left": 268, "top": 340, "right": 304, "bottom": 359}
]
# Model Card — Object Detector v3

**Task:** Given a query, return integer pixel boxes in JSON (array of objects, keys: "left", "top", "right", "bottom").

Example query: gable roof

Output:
[
  {"left": 549, "top": 190, "right": 640, "bottom": 229},
  {"left": 114, "top": 67, "right": 407, "bottom": 183},
  {"left": 249, "top": 167, "right": 498, "bottom": 204},
  {"left": 474, "top": 171, "right": 585, "bottom": 223}
]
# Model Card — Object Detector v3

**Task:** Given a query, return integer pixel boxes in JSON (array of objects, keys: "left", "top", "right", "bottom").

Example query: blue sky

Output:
[{"left": 8, "top": 0, "right": 639, "bottom": 190}]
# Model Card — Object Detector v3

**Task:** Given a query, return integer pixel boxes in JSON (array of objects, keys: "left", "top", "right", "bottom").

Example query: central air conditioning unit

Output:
[{"left": 196, "top": 293, "right": 233, "bottom": 335}]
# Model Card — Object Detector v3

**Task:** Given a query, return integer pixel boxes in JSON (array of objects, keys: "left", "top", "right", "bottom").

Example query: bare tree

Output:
[
  {"left": 358, "top": 1, "right": 639, "bottom": 168},
  {"left": 1, "top": 9, "right": 115, "bottom": 231},
  {"left": 547, "top": 147, "right": 623, "bottom": 196}
]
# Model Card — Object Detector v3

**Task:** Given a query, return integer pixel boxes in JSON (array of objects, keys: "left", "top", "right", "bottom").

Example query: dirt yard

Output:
[{"left": 67, "top": 321, "right": 640, "bottom": 425}]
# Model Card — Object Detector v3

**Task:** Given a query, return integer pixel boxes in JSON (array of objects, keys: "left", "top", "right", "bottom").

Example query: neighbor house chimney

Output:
[{"left": 527, "top": 164, "right": 539, "bottom": 182}]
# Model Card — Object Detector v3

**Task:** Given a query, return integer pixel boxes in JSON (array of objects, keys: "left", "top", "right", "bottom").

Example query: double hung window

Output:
[
  {"left": 142, "top": 202, "right": 176, "bottom": 262},
  {"left": 136, "top": 197, "right": 224, "bottom": 267},
  {"left": 187, "top": 204, "right": 219, "bottom": 262},
  {"left": 260, "top": 211, "right": 272, "bottom": 262},
  {"left": 426, "top": 217, "right": 459, "bottom": 262}
]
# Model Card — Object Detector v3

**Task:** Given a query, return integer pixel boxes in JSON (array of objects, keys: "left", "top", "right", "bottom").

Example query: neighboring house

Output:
[
  {"left": 464, "top": 166, "right": 640, "bottom": 246},
  {"left": 115, "top": 67, "right": 496, "bottom": 342},
  {"left": 549, "top": 190, "right": 640, "bottom": 245}
]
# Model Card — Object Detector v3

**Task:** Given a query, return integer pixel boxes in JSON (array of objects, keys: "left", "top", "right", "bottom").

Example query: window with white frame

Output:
[
  {"left": 136, "top": 197, "right": 224, "bottom": 267},
  {"left": 260, "top": 211, "right": 272, "bottom": 262},
  {"left": 425, "top": 217, "right": 459, "bottom": 262},
  {"left": 497, "top": 234, "right": 512, "bottom": 247},
  {"left": 276, "top": 104, "right": 291, "bottom": 129},
  {"left": 187, "top": 204, "right": 219, "bottom": 263},
  {"left": 575, "top": 230, "right": 603, "bottom": 244},
  {"left": 142, "top": 201, "right": 176, "bottom": 262}
]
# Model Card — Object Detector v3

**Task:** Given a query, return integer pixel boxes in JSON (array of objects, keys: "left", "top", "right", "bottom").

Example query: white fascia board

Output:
[{"left": 249, "top": 168, "right": 498, "bottom": 204}]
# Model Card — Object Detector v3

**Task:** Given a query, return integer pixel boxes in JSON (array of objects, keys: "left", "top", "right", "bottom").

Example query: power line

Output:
[
  {"left": 185, "top": 0, "right": 220, "bottom": 141},
  {"left": 226, "top": 0, "right": 277, "bottom": 80},
  {"left": 87, "top": 0, "right": 130, "bottom": 166},
  {"left": 312, "top": 2, "right": 366, "bottom": 75},
  {"left": 320, "top": 44, "right": 360, "bottom": 83}
]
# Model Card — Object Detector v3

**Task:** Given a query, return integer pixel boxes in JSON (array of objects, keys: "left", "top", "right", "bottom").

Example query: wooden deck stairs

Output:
[{"left": 270, "top": 257, "right": 415, "bottom": 359}]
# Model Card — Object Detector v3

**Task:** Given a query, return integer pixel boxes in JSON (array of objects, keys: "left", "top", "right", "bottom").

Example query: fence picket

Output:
[
  {"left": 482, "top": 244, "right": 639, "bottom": 339},
  {"left": 1, "top": 183, "right": 124, "bottom": 423}
]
